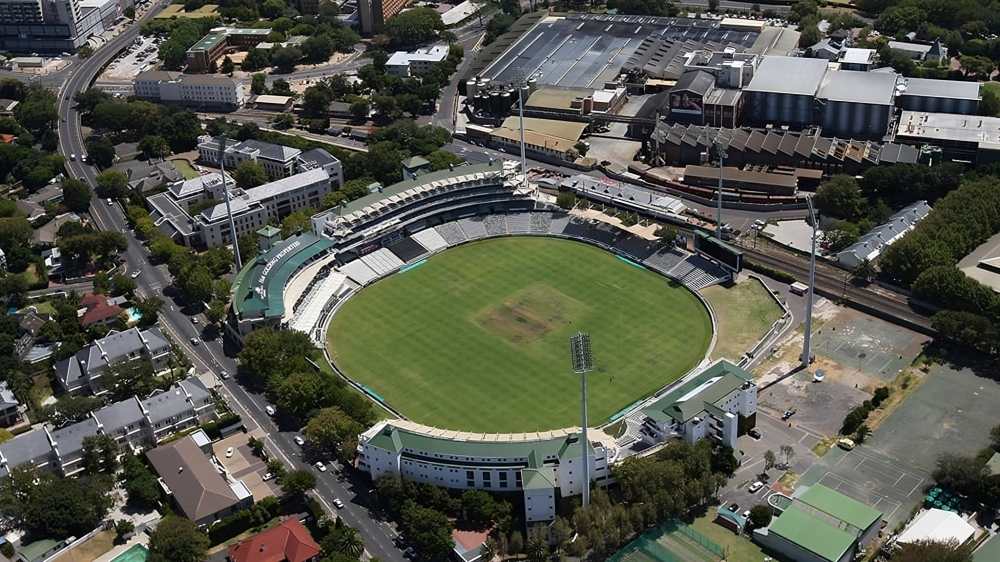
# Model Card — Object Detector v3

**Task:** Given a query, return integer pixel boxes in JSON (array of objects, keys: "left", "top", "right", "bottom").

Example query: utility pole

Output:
[
  {"left": 801, "top": 196, "right": 817, "bottom": 367},
  {"left": 218, "top": 136, "right": 242, "bottom": 271},
  {"left": 569, "top": 332, "right": 594, "bottom": 508}
]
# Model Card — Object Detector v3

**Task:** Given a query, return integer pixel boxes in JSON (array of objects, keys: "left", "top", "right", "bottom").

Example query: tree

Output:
[
  {"left": 574, "top": 141, "right": 590, "bottom": 156},
  {"left": 302, "top": 34, "right": 334, "bottom": 63},
  {"left": 747, "top": 505, "right": 772, "bottom": 529},
  {"left": 114, "top": 519, "right": 135, "bottom": 543},
  {"left": 62, "top": 178, "right": 92, "bottom": 212},
  {"left": 890, "top": 539, "right": 974, "bottom": 562},
  {"left": 272, "top": 112, "right": 295, "bottom": 130},
  {"left": 148, "top": 516, "right": 209, "bottom": 562},
  {"left": 960, "top": 55, "right": 994, "bottom": 80},
  {"left": 814, "top": 175, "right": 865, "bottom": 221},
  {"left": 556, "top": 192, "right": 576, "bottom": 209},
  {"left": 234, "top": 160, "right": 268, "bottom": 189},
  {"left": 206, "top": 298, "right": 226, "bottom": 326},
  {"left": 138, "top": 135, "right": 171, "bottom": 160},
  {"left": 763, "top": 449, "right": 776, "bottom": 473},
  {"left": 220, "top": 55, "right": 234, "bottom": 74},
  {"left": 323, "top": 525, "right": 365, "bottom": 558},
  {"left": 85, "top": 135, "right": 116, "bottom": 168},
  {"left": 95, "top": 170, "right": 129, "bottom": 198},
  {"left": 779, "top": 444, "right": 795, "bottom": 468},
  {"left": 384, "top": 7, "right": 444, "bottom": 49},
  {"left": 238, "top": 328, "right": 316, "bottom": 386},
  {"left": 280, "top": 469, "right": 316, "bottom": 498},
  {"left": 400, "top": 502, "right": 454, "bottom": 560},
  {"left": 82, "top": 434, "right": 119, "bottom": 474},
  {"left": 425, "top": 149, "right": 463, "bottom": 171},
  {"left": 303, "top": 406, "right": 364, "bottom": 459},
  {"left": 251, "top": 72, "right": 268, "bottom": 95},
  {"left": 854, "top": 424, "right": 871, "bottom": 443},
  {"left": 122, "top": 454, "right": 162, "bottom": 509},
  {"left": 0, "top": 466, "right": 113, "bottom": 539},
  {"left": 349, "top": 100, "right": 369, "bottom": 121},
  {"left": 480, "top": 537, "right": 498, "bottom": 562},
  {"left": 460, "top": 490, "right": 496, "bottom": 529},
  {"left": 271, "top": 46, "right": 302, "bottom": 73},
  {"left": 135, "top": 296, "right": 163, "bottom": 327}
]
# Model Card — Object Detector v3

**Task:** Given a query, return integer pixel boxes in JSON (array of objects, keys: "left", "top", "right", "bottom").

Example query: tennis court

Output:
[{"left": 609, "top": 521, "right": 722, "bottom": 562}]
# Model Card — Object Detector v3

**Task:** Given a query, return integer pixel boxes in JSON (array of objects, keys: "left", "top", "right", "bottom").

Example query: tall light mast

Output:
[
  {"left": 570, "top": 332, "right": 594, "bottom": 508},
  {"left": 218, "top": 136, "right": 242, "bottom": 270}
]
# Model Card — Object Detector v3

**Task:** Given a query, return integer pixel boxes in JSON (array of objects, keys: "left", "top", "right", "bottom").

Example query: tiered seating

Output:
[
  {"left": 340, "top": 259, "right": 379, "bottom": 285},
  {"left": 613, "top": 235, "right": 658, "bottom": 261},
  {"left": 434, "top": 221, "right": 468, "bottom": 245},
  {"left": 458, "top": 217, "right": 488, "bottom": 239},
  {"left": 548, "top": 214, "right": 571, "bottom": 235},
  {"left": 643, "top": 247, "right": 687, "bottom": 274},
  {"left": 361, "top": 248, "right": 405, "bottom": 276},
  {"left": 529, "top": 212, "right": 552, "bottom": 234},
  {"left": 412, "top": 227, "right": 449, "bottom": 252},
  {"left": 483, "top": 214, "right": 508, "bottom": 236},
  {"left": 506, "top": 212, "right": 532, "bottom": 234},
  {"left": 669, "top": 255, "right": 729, "bottom": 290},
  {"left": 387, "top": 237, "right": 428, "bottom": 263},
  {"left": 290, "top": 272, "right": 347, "bottom": 337}
]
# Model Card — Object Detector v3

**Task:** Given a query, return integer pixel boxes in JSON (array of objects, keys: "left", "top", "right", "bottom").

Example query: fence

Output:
[{"left": 607, "top": 519, "right": 724, "bottom": 562}]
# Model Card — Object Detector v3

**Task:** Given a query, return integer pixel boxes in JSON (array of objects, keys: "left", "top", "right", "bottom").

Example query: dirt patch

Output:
[{"left": 474, "top": 283, "right": 587, "bottom": 345}]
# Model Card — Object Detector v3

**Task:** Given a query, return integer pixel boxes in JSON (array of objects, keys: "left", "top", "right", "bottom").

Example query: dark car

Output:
[
  {"left": 728, "top": 502, "right": 739, "bottom": 512},
  {"left": 781, "top": 408, "right": 797, "bottom": 420},
  {"left": 748, "top": 428, "right": 762, "bottom": 439}
]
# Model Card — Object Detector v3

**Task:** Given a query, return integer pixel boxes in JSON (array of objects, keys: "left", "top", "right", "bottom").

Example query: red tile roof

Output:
[
  {"left": 228, "top": 519, "right": 321, "bottom": 562},
  {"left": 79, "top": 293, "right": 123, "bottom": 327},
  {"left": 0, "top": 134, "right": 15, "bottom": 144}
]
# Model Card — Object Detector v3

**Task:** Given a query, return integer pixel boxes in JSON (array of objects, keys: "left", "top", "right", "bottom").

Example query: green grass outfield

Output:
[{"left": 327, "top": 237, "right": 712, "bottom": 433}]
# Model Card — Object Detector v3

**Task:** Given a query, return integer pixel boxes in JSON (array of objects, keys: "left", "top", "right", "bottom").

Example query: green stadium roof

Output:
[
  {"left": 641, "top": 360, "right": 753, "bottom": 424},
  {"left": 366, "top": 423, "right": 593, "bottom": 464},
  {"left": 231, "top": 232, "right": 334, "bottom": 320},
  {"left": 975, "top": 534, "right": 1000, "bottom": 562},
  {"left": 338, "top": 162, "right": 502, "bottom": 216},
  {"left": 769, "top": 504, "right": 857, "bottom": 562},
  {"left": 797, "top": 484, "right": 882, "bottom": 531}
]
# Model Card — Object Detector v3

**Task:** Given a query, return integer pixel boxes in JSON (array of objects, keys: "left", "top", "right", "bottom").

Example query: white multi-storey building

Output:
[
  {"left": 358, "top": 420, "right": 615, "bottom": 523},
  {"left": 134, "top": 71, "right": 246, "bottom": 110},
  {"left": 639, "top": 359, "right": 757, "bottom": 449},
  {"left": 385, "top": 44, "right": 449, "bottom": 77}
]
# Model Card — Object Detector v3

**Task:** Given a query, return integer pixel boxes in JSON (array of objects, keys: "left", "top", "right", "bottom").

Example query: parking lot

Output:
[
  {"left": 212, "top": 432, "right": 280, "bottom": 501},
  {"left": 100, "top": 35, "right": 161, "bottom": 82}
]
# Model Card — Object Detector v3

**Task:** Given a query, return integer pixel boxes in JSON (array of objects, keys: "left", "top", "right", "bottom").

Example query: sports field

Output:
[{"left": 327, "top": 237, "right": 712, "bottom": 433}]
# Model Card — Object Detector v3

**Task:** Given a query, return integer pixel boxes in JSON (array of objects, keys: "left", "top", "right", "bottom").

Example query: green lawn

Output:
[
  {"left": 690, "top": 508, "right": 765, "bottom": 562},
  {"left": 170, "top": 159, "right": 200, "bottom": 180},
  {"left": 327, "top": 237, "right": 712, "bottom": 432},
  {"left": 702, "top": 277, "right": 783, "bottom": 362}
]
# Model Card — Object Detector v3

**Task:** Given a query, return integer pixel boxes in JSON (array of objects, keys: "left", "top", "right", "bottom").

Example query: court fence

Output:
[{"left": 607, "top": 519, "right": 724, "bottom": 562}]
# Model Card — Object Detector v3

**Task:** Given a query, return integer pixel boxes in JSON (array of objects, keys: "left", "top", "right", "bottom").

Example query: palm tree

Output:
[
  {"left": 525, "top": 537, "right": 548, "bottom": 562},
  {"left": 480, "top": 537, "right": 498, "bottom": 561},
  {"left": 334, "top": 527, "right": 364, "bottom": 558}
]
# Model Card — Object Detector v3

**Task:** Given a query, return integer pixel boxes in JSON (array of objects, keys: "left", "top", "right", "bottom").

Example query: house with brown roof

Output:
[
  {"left": 146, "top": 434, "right": 253, "bottom": 526},
  {"left": 78, "top": 293, "right": 124, "bottom": 329},
  {"left": 228, "top": 519, "right": 321, "bottom": 562}
]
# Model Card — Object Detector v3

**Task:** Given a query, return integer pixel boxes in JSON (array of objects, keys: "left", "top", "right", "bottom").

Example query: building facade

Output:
[
  {"left": 0, "top": 378, "right": 215, "bottom": 478},
  {"left": 54, "top": 327, "right": 173, "bottom": 395},
  {"left": 185, "top": 27, "right": 270, "bottom": 73},
  {"left": 385, "top": 45, "right": 449, "bottom": 77},
  {"left": 357, "top": 0, "right": 409, "bottom": 35},
  {"left": 134, "top": 71, "right": 246, "bottom": 110}
]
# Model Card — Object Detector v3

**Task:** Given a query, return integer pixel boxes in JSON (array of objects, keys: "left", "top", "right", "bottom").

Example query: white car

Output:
[
  {"left": 748, "top": 481, "right": 765, "bottom": 493},
  {"left": 315, "top": 461, "right": 326, "bottom": 472},
  {"left": 191, "top": 317, "right": 199, "bottom": 324},
  {"left": 69, "top": 153, "right": 76, "bottom": 161},
  {"left": 219, "top": 370, "right": 229, "bottom": 380},
  {"left": 265, "top": 405, "right": 276, "bottom": 416},
  {"left": 333, "top": 498, "right": 344, "bottom": 509},
  {"left": 225, "top": 447, "right": 234, "bottom": 458},
  {"left": 294, "top": 436, "right": 305, "bottom": 446},
  {"left": 130, "top": 270, "right": 141, "bottom": 279},
  {"left": 262, "top": 472, "right": 274, "bottom": 481}
]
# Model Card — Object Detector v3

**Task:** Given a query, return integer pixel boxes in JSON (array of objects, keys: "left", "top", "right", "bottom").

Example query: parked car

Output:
[
  {"left": 333, "top": 498, "right": 344, "bottom": 508},
  {"left": 294, "top": 436, "right": 305, "bottom": 446},
  {"left": 748, "top": 428, "right": 762, "bottom": 440},
  {"left": 315, "top": 461, "right": 326, "bottom": 472},
  {"left": 781, "top": 408, "right": 797, "bottom": 420},
  {"left": 225, "top": 447, "right": 234, "bottom": 458},
  {"left": 728, "top": 502, "right": 739, "bottom": 512},
  {"left": 262, "top": 472, "right": 274, "bottom": 481},
  {"left": 837, "top": 438, "right": 856, "bottom": 451},
  {"left": 219, "top": 370, "right": 229, "bottom": 380},
  {"left": 189, "top": 337, "right": 200, "bottom": 346},
  {"left": 265, "top": 405, "right": 276, "bottom": 416},
  {"left": 748, "top": 481, "right": 764, "bottom": 493},
  {"left": 130, "top": 270, "right": 142, "bottom": 279}
]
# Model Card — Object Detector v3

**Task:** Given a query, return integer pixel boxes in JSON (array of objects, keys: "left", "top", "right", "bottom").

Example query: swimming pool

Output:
[{"left": 111, "top": 544, "right": 148, "bottom": 562}]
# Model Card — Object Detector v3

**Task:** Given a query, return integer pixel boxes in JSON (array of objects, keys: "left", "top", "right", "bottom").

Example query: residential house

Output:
[
  {"left": 78, "top": 293, "right": 125, "bottom": 329},
  {"left": 227, "top": 519, "right": 322, "bottom": 562}
]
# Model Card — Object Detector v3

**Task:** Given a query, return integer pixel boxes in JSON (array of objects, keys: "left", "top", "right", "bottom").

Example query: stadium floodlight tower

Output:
[
  {"left": 569, "top": 331, "right": 594, "bottom": 508},
  {"left": 513, "top": 72, "right": 530, "bottom": 189},
  {"left": 709, "top": 138, "right": 727, "bottom": 240},
  {"left": 217, "top": 136, "right": 243, "bottom": 271},
  {"left": 800, "top": 196, "right": 818, "bottom": 367}
]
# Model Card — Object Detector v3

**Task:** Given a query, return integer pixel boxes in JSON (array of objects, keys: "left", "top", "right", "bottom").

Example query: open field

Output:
[
  {"left": 54, "top": 530, "right": 114, "bottom": 562},
  {"left": 170, "top": 159, "right": 199, "bottom": 180},
  {"left": 702, "top": 277, "right": 783, "bottom": 361},
  {"left": 327, "top": 237, "right": 712, "bottom": 433}
]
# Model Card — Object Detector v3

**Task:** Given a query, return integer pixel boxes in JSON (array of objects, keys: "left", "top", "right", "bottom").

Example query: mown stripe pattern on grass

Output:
[{"left": 327, "top": 237, "right": 712, "bottom": 433}]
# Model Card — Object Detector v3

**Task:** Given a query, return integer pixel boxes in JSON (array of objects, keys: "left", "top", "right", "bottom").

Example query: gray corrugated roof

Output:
[
  {"left": 52, "top": 418, "right": 99, "bottom": 458},
  {"left": 94, "top": 397, "right": 144, "bottom": 433},
  {"left": 0, "top": 382, "right": 18, "bottom": 408},
  {"left": 236, "top": 139, "right": 301, "bottom": 163},
  {"left": 0, "top": 429, "right": 52, "bottom": 470},
  {"left": 744, "top": 56, "right": 828, "bottom": 96},
  {"left": 674, "top": 70, "right": 716, "bottom": 96},
  {"left": 900, "top": 77, "right": 980, "bottom": 100},
  {"left": 818, "top": 70, "right": 897, "bottom": 105}
]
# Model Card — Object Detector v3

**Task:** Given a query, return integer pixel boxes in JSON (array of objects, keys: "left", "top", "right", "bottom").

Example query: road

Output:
[{"left": 53, "top": 7, "right": 407, "bottom": 561}]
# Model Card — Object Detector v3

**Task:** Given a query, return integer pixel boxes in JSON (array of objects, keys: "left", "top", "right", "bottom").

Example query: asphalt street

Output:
[{"left": 54, "top": 7, "right": 407, "bottom": 560}]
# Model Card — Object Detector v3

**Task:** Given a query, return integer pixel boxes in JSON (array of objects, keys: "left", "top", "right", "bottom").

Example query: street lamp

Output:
[{"left": 569, "top": 332, "right": 593, "bottom": 508}]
